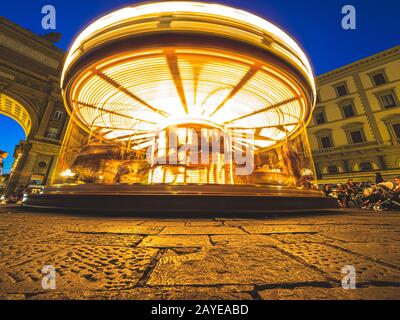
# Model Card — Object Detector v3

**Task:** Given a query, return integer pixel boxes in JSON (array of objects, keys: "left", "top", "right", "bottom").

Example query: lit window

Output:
[
  {"left": 372, "top": 73, "right": 386, "bottom": 86},
  {"left": 46, "top": 127, "right": 59, "bottom": 139},
  {"left": 379, "top": 93, "right": 397, "bottom": 109},
  {"left": 54, "top": 110, "right": 64, "bottom": 120},
  {"left": 336, "top": 84, "right": 348, "bottom": 97},
  {"left": 315, "top": 111, "right": 326, "bottom": 124},
  {"left": 320, "top": 136, "right": 333, "bottom": 149},
  {"left": 350, "top": 130, "right": 364, "bottom": 144}
]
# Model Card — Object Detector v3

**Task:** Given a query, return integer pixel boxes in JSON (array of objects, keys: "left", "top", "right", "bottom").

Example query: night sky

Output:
[{"left": 0, "top": 0, "right": 399, "bottom": 173}]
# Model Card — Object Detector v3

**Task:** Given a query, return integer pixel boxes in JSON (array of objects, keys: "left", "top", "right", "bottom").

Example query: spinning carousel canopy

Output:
[{"left": 61, "top": 1, "right": 316, "bottom": 151}]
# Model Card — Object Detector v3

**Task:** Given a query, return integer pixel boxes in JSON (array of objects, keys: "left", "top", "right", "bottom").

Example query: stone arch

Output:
[{"left": 0, "top": 90, "right": 39, "bottom": 140}]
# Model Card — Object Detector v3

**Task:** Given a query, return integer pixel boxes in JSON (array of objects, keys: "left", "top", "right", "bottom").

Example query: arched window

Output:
[
  {"left": 359, "top": 161, "right": 373, "bottom": 172},
  {"left": 314, "top": 106, "right": 327, "bottom": 125},
  {"left": 327, "top": 165, "right": 338, "bottom": 174}
]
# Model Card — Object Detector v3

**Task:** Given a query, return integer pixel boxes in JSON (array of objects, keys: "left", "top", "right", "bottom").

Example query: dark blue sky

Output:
[
  {"left": 0, "top": 115, "right": 24, "bottom": 173},
  {"left": 2, "top": 0, "right": 400, "bottom": 75},
  {"left": 0, "top": 0, "right": 399, "bottom": 172}
]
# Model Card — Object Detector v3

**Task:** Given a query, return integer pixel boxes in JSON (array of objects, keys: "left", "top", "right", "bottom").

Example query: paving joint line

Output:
[
  {"left": 136, "top": 248, "right": 166, "bottom": 286},
  {"left": 324, "top": 242, "right": 400, "bottom": 271},
  {"left": 272, "top": 245, "right": 339, "bottom": 285}
]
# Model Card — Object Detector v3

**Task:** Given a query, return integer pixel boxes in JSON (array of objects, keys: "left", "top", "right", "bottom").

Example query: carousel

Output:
[{"left": 25, "top": 1, "right": 336, "bottom": 213}]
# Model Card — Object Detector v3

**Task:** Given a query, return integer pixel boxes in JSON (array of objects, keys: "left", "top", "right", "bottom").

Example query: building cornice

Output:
[
  {"left": 0, "top": 16, "right": 64, "bottom": 56},
  {"left": 316, "top": 45, "right": 400, "bottom": 84}
]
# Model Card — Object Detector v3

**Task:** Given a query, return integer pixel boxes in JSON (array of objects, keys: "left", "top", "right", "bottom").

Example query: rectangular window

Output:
[
  {"left": 380, "top": 93, "right": 397, "bottom": 109},
  {"left": 350, "top": 130, "right": 364, "bottom": 144},
  {"left": 336, "top": 84, "right": 348, "bottom": 97},
  {"left": 342, "top": 104, "right": 355, "bottom": 118},
  {"left": 54, "top": 110, "right": 64, "bottom": 120},
  {"left": 392, "top": 123, "right": 400, "bottom": 139},
  {"left": 320, "top": 136, "right": 333, "bottom": 149},
  {"left": 315, "top": 111, "right": 326, "bottom": 124},
  {"left": 46, "top": 127, "right": 59, "bottom": 139},
  {"left": 372, "top": 73, "right": 386, "bottom": 86}
]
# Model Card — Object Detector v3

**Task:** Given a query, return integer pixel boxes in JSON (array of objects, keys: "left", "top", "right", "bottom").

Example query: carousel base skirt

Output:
[{"left": 23, "top": 184, "right": 338, "bottom": 214}]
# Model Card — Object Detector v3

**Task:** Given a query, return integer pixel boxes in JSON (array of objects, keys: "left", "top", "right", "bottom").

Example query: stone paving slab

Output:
[
  {"left": 223, "top": 219, "right": 275, "bottom": 227},
  {"left": 0, "top": 226, "right": 62, "bottom": 244},
  {"left": 279, "top": 243, "right": 400, "bottom": 283},
  {"left": 258, "top": 286, "right": 400, "bottom": 300},
  {"left": 185, "top": 220, "right": 224, "bottom": 226},
  {"left": 33, "top": 232, "right": 144, "bottom": 247},
  {"left": 322, "top": 230, "right": 400, "bottom": 243},
  {"left": 0, "top": 245, "right": 158, "bottom": 293},
  {"left": 0, "top": 243, "right": 67, "bottom": 269},
  {"left": 210, "top": 234, "right": 280, "bottom": 246},
  {"left": 270, "top": 233, "right": 335, "bottom": 244},
  {"left": 65, "top": 222, "right": 148, "bottom": 233},
  {"left": 336, "top": 242, "right": 400, "bottom": 267},
  {"left": 242, "top": 225, "right": 317, "bottom": 234},
  {"left": 138, "top": 235, "right": 212, "bottom": 248},
  {"left": 147, "top": 246, "right": 327, "bottom": 286},
  {"left": 161, "top": 226, "right": 245, "bottom": 235},
  {"left": 1, "top": 285, "right": 254, "bottom": 300},
  {"left": 141, "top": 221, "right": 187, "bottom": 226},
  {"left": 68, "top": 225, "right": 164, "bottom": 235}
]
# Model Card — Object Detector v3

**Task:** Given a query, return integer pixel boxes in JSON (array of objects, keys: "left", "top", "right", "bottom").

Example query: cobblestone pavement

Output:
[{"left": 0, "top": 205, "right": 399, "bottom": 300}]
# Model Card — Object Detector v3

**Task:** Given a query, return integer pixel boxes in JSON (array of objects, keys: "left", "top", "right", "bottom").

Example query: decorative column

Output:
[{"left": 35, "top": 96, "right": 56, "bottom": 139}]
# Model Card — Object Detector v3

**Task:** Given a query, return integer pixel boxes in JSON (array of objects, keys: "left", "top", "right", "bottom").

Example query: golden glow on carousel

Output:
[{"left": 56, "top": 1, "right": 317, "bottom": 188}]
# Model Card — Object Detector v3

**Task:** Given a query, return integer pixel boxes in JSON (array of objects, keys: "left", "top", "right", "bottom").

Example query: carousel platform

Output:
[{"left": 23, "top": 184, "right": 337, "bottom": 214}]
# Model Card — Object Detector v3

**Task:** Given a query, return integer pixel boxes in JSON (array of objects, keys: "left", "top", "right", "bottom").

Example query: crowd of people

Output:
[{"left": 323, "top": 173, "right": 400, "bottom": 211}]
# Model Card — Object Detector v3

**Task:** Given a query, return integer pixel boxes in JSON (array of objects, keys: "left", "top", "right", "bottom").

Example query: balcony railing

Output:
[
  {"left": 312, "top": 139, "right": 400, "bottom": 155},
  {"left": 313, "top": 141, "right": 379, "bottom": 154}
]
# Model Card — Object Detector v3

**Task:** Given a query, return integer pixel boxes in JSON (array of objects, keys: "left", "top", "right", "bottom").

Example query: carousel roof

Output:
[{"left": 61, "top": 1, "right": 316, "bottom": 151}]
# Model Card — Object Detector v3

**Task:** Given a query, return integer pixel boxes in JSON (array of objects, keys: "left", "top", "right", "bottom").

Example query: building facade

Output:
[
  {"left": 0, "top": 16, "right": 399, "bottom": 193},
  {"left": 308, "top": 46, "right": 400, "bottom": 184},
  {"left": 0, "top": 17, "right": 67, "bottom": 195}
]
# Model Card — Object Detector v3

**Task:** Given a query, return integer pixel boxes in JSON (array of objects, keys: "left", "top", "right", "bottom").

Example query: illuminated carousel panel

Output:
[{"left": 68, "top": 49, "right": 308, "bottom": 150}]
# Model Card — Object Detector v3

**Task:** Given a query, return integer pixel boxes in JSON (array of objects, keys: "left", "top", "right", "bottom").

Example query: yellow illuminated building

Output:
[{"left": 308, "top": 46, "right": 400, "bottom": 184}]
